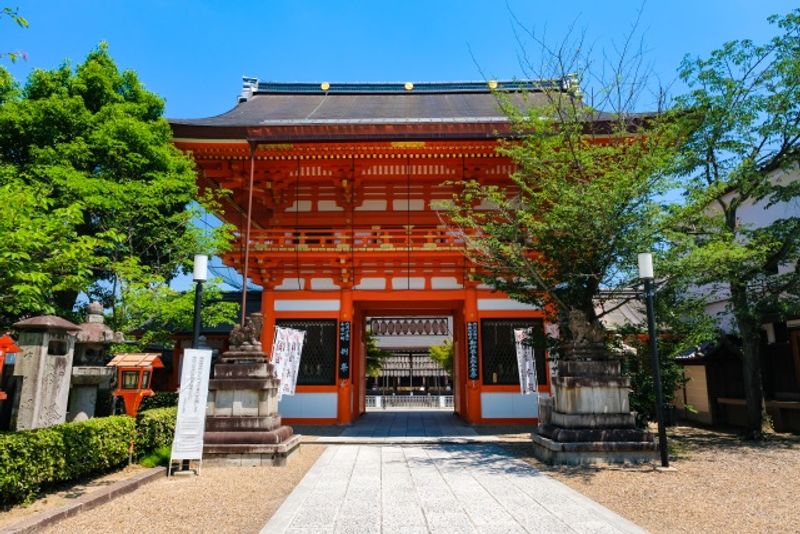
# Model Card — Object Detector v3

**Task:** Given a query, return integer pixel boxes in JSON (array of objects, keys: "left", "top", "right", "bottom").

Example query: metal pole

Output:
[
  {"left": 192, "top": 280, "right": 203, "bottom": 349},
  {"left": 644, "top": 278, "right": 669, "bottom": 467},
  {"left": 241, "top": 143, "right": 256, "bottom": 325}
]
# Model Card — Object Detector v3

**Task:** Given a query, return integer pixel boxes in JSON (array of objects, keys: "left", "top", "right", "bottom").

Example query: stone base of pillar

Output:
[
  {"left": 203, "top": 352, "right": 300, "bottom": 467},
  {"left": 531, "top": 343, "right": 657, "bottom": 465}
]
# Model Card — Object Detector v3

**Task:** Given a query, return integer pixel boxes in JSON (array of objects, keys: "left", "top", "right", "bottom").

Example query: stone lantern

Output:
[
  {"left": 12, "top": 315, "right": 80, "bottom": 430},
  {"left": 69, "top": 302, "right": 122, "bottom": 421}
]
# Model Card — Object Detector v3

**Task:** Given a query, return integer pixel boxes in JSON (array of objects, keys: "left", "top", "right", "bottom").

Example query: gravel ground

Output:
[
  {"left": 41, "top": 444, "right": 325, "bottom": 534},
  {"left": 0, "top": 464, "right": 149, "bottom": 529},
  {"left": 5, "top": 423, "right": 798, "bottom": 534},
  {"left": 503, "top": 425, "right": 800, "bottom": 534}
]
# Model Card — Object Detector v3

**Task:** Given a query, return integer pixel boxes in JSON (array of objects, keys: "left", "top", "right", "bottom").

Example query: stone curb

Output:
[{"left": 0, "top": 467, "right": 166, "bottom": 534}]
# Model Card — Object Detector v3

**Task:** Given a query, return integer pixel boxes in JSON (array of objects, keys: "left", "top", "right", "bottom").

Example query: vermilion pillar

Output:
[
  {"left": 337, "top": 286, "right": 354, "bottom": 424},
  {"left": 464, "top": 284, "right": 481, "bottom": 423},
  {"left": 261, "top": 285, "right": 276, "bottom": 357}
]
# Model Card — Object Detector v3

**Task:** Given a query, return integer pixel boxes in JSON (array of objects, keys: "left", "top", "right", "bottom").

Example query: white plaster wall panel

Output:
[
  {"left": 278, "top": 393, "right": 338, "bottom": 418},
  {"left": 274, "top": 299, "right": 341, "bottom": 312},
  {"left": 431, "top": 277, "right": 462, "bottom": 290},
  {"left": 481, "top": 392, "right": 539, "bottom": 418},
  {"left": 375, "top": 335, "right": 450, "bottom": 348},
  {"left": 285, "top": 200, "right": 312, "bottom": 212},
  {"left": 317, "top": 200, "right": 344, "bottom": 212},
  {"left": 275, "top": 278, "right": 305, "bottom": 290},
  {"left": 477, "top": 283, "right": 494, "bottom": 290},
  {"left": 310, "top": 278, "right": 340, "bottom": 290},
  {"left": 354, "top": 278, "right": 386, "bottom": 290},
  {"left": 392, "top": 277, "right": 425, "bottom": 290},
  {"left": 355, "top": 200, "right": 387, "bottom": 211},
  {"left": 477, "top": 298, "right": 539, "bottom": 311},
  {"left": 392, "top": 199, "right": 425, "bottom": 211}
]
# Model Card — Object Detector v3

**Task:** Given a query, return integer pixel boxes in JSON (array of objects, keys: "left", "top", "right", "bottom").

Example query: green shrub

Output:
[
  {"left": 139, "top": 391, "right": 179, "bottom": 411},
  {"left": 140, "top": 446, "right": 172, "bottom": 468},
  {"left": 135, "top": 407, "right": 177, "bottom": 456},
  {"left": 0, "top": 416, "right": 135, "bottom": 507},
  {"left": 60, "top": 417, "right": 136, "bottom": 480}
]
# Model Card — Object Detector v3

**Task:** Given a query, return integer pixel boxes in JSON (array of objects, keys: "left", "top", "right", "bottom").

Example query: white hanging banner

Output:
[
  {"left": 514, "top": 328, "right": 538, "bottom": 395},
  {"left": 271, "top": 326, "right": 306, "bottom": 401},
  {"left": 170, "top": 348, "right": 213, "bottom": 461}
]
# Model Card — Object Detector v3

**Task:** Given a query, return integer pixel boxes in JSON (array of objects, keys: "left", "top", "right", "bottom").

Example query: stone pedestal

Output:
[
  {"left": 531, "top": 343, "right": 656, "bottom": 464},
  {"left": 204, "top": 350, "right": 300, "bottom": 466}
]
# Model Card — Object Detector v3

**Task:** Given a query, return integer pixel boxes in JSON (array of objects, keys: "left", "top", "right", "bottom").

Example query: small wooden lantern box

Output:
[{"left": 106, "top": 353, "right": 164, "bottom": 416}]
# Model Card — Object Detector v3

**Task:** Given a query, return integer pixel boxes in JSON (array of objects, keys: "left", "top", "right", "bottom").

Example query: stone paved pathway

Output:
[
  {"left": 262, "top": 443, "right": 645, "bottom": 534},
  {"left": 310, "top": 410, "right": 500, "bottom": 444}
]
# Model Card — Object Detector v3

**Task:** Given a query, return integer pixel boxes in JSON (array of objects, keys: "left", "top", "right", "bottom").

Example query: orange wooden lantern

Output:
[
  {"left": 106, "top": 353, "right": 164, "bottom": 416},
  {"left": 0, "top": 334, "right": 21, "bottom": 401}
]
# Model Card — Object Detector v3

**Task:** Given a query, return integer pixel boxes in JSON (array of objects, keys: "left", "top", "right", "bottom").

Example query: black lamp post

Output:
[
  {"left": 192, "top": 254, "right": 208, "bottom": 349},
  {"left": 638, "top": 253, "right": 669, "bottom": 468}
]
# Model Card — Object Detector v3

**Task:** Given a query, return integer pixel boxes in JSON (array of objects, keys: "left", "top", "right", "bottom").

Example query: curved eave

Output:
[{"left": 170, "top": 120, "right": 513, "bottom": 143}]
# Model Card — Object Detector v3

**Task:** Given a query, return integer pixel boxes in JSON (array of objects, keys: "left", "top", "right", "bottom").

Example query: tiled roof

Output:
[
  {"left": 107, "top": 353, "right": 164, "bottom": 368},
  {"left": 170, "top": 77, "right": 656, "bottom": 140}
]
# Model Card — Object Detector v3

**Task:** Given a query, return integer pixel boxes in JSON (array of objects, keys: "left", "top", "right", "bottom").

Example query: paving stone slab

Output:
[{"left": 262, "top": 442, "right": 646, "bottom": 534}]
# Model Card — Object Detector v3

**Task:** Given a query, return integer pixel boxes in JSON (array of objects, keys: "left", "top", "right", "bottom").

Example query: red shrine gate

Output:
[{"left": 170, "top": 80, "right": 563, "bottom": 424}]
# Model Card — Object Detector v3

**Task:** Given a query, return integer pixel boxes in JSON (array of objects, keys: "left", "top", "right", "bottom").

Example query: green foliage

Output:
[
  {"left": 447, "top": 38, "right": 681, "bottom": 334},
  {"left": 0, "top": 416, "right": 135, "bottom": 507},
  {"left": 110, "top": 263, "right": 237, "bottom": 349},
  {"left": 1, "top": 7, "right": 28, "bottom": 64},
  {"left": 619, "top": 340, "right": 685, "bottom": 427},
  {"left": 0, "top": 177, "right": 97, "bottom": 320},
  {"left": 666, "top": 9, "right": 800, "bottom": 436},
  {"left": 135, "top": 407, "right": 177, "bottom": 455},
  {"left": 428, "top": 339, "right": 454, "bottom": 377},
  {"left": 0, "top": 43, "right": 233, "bottom": 328},
  {"left": 139, "top": 391, "right": 179, "bottom": 411},
  {"left": 365, "top": 331, "right": 391, "bottom": 378},
  {"left": 139, "top": 446, "right": 171, "bottom": 468}
]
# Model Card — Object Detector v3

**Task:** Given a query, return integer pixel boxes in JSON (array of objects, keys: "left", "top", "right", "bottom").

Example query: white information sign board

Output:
[
  {"left": 514, "top": 328, "right": 538, "bottom": 395},
  {"left": 170, "top": 348, "right": 213, "bottom": 468},
  {"left": 271, "top": 327, "right": 306, "bottom": 401}
]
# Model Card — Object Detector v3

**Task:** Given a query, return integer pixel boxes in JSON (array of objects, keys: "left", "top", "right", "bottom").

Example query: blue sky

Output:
[
  {"left": 4, "top": 1, "right": 796, "bottom": 292},
  {"left": 5, "top": 1, "right": 797, "bottom": 119}
]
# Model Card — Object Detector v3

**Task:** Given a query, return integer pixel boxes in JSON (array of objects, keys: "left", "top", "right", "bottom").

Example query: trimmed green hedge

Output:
[
  {"left": 0, "top": 407, "right": 179, "bottom": 507},
  {"left": 139, "top": 391, "right": 179, "bottom": 411},
  {"left": 135, "top": 407, "right": 178, "bottom": 455},
  {"left": 0, "top": 416, "right": 135, "bottom": 507}
]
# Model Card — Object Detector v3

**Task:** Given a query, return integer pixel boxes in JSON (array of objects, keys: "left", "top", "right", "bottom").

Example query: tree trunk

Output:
[
  {"left": 53, "top": 290, "right": 79, "bottom": 318},
  {"left": 729, "top": 281, "right": 769, "bottom": 439}
]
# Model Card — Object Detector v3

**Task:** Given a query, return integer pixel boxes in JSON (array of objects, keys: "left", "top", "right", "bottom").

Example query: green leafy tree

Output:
[
  {"left": 428, "top": 339, "right": 454, "bottom": 377},
  {"left": 615, "top": 284, "right": 718, "bottom": 425},
  {"left": 0, "top": 43, "right": 232, "bottom": 328},
  {"left": 365, "top": 331, "right": 391, "bottom": 379},
  {"left": 0, "top": 176, "right": 97, "bottom": 323},
  {"left": 1, "top": 7, "right": 28, "bottom": 63},
  {"left": 108, "top": 258, "right": 237, "bottom": 349},
  {"left": 447, "top": 25, "right": 681, "bottom": 336},
  {"left": 667, "top": 9, "right": 800, "bottom": 437}
]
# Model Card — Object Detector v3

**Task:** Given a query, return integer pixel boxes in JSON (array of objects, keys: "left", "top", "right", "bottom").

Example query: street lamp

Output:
[
  {"left": 638, "top": 252, "right": 669, "bottom": 468},
  {"left": 192, "top": 254, "right": 208, "bottom": 349}
]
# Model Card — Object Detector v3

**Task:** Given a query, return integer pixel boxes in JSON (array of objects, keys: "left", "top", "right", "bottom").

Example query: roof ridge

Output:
[{"left": 244, "top": 77, "right": 575, "bottom": 96}]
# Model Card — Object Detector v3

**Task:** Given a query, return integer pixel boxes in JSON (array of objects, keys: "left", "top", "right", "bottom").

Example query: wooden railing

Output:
[{"left": 240, "top": 227, "right": 467, "bottom": 253}]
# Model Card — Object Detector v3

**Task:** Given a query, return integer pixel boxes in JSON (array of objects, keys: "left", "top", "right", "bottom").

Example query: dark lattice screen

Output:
[
  {"left": 276, "top": 319, "right": 337, "bottom": 385},
  {"left": 481, "top": 319, "right": 547, "bottom": 385}
]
